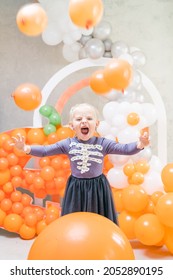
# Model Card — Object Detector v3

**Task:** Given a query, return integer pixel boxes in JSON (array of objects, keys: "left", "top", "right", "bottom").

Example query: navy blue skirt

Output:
[{"left": 61, "top": 174, "right": 118, "bottom": 224}]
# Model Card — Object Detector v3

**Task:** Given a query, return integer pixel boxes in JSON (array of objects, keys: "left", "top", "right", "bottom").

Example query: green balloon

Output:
[
  {"left": 39, "top": 105, "right": 54, "bottom": 117},
  {"left": 49, "top": 112, "right": 61, "bottom": 126},
  {"left": 43, "top": 124, "right": 56, "bottom": 135}
]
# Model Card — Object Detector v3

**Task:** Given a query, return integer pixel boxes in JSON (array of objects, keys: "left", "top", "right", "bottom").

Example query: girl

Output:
[{"left": 12, "top": 103, "right": 150, "bottom": 224}]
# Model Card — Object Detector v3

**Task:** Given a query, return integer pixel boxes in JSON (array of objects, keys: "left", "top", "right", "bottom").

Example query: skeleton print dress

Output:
[{"left": 30, "top": 136, "right": 141, "bottom": 224}]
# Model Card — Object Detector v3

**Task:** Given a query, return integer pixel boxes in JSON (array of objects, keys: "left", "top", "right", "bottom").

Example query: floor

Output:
[{"left": 0, "top": 228, "right": 173, "bottom": 260}]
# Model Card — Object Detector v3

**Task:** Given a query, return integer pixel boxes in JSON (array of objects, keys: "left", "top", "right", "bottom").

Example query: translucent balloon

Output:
[
  {"left": 93, "top": 20, "right": 112, "bottom": 40},
  {"left": 85, "top": 38, "right": 105, "bottom": 59}
]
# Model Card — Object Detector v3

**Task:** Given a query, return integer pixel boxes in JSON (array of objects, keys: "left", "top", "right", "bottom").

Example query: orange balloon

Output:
[
  {"left": 25, "top": 213, "right": 38, "bottom": 227},
  {"left": 47, "top": 132, "right": 59, "bottom": 144},
  {"left": 122, "top": 184, "right": 149, "bottom": 213},
  {"left": 127, "top": 112, "right": 140, "bottom": 125},
  {"left": 56, "top": 126, "right": 74, "bottom": 140},
  {"left": 0, "top": 169, "right": 11, "bottom": 185},
  {"left": 0, "top": 198, "right": 12, "bottom": 212},
  {"left": 39, "top": 157, "right": 51, "bottom": 168},
  {"left": 12, "top": 83, "right": 42, "bottom": 110},
  {"left": 19, "top": 223, "right": 36, "bottom": 239},
  {"left": 69, "top": 0, "right": 103, "bottom": 29},
  {"left": 164, "top": 226, "right": 173, "bottom": 254},
  {"left": 3, "top": 213, "right": 23, "bottom": 232},
  {"left": 11, "top": 128, "right": 27, "bottom": 139},
  {"left": 161, "top": 163, "right": 173, "bottom": 192},
  {"left": 0, "top": 133, "right": 10, "bottom": 147},
  {"left": 50, "top": 156, "right": 63, "bottom": 170},
  {"left": 27, "top": 128, "right": 45, "bottom": 144},
  {"left": 21, "top": 193, "right": 33, "bottom": 206},
  {"left": 10, "top": 190, "right": 22, "bottom": 202},
  {"left": 150, "top": 191, "right": 164, "bottom": 205},
  {"left": 118, "top": 210, "right": 138, "bottom": 240},
  {"left": 3, "top": 182, "right": 14, "bottom": 194},
  {"left": 0, "top": 157, "right": 9, "bottom": 171},
  {"left": 134, "top": 214, "right": 165, "bottom": 246},
  {"left": 36, "top": 220, "right": 47, "bottom": 235},
  {"left": 111, "top": 189, "right": 124, "bottom": 212},
  {"left": 40, "top": 166, "right": 55, "bottom": 181},
  {"left": 135, "top": 160, "right": 150, "bottom": 174},
  {"left": 10, "top": 165, "right": 22, "bottom": 177},
  {"left": 7, "top": 153, "right": 19, "bottom": 166},
  {"left": 155, "top": 193, "right": 173, "bottom": 227},
  {"left": 11, "top": 202, "right": 24, "bottom": 215},
  {"left": 16, "top": 3, "right": 48, "bottom": 36},
  {"left": 123, "top": 163, "right": 135, "bottom": 177},
  {"left": 0, "top": 208, "right": 6, "bottom": 226},
  {"left": 0, "top": 190, "right": 5, "bottom": 202},
  {"left": 104, "top": 59, "right": 133, "bottom": 91},
  {"left": 130, "top": 172, "right": 144, "bottom": 185},
  {"left": 90, "top": 70, "right": 111, "bottom": 94},
  {"left": 28, "top": 212, "right": 135, "bottom": 260}
]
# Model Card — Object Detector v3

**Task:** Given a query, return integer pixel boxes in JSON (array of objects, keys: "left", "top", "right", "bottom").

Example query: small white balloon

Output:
[
  {"left": 131, "top": 50, "right": 146, "bottom": 68},
  {"left": 118, "top": 127, "right": 140, "bottom": 143},
  {"left": 107, "top": 167, "right": 128, "bottom": 189},
  {"left": 103, "top": 38, "right": 112, "bottom": 51},
  {"left": 141, "top": 170, "right": 164, "bottom": 195},
  {"left": 93, "top": 21, "right": 112, "bottom": 40},
  {"left": 119, "top": 53, "right": 133, "bottom": 65},
  {"left": 111, "top": 41, "right": 129, "bottom": 57},
  {"left": 85, "top": 38, "right": 105, "bottom": 59},
  {"left": 80, "top": 27, "right": 94, "bottom": 36}
]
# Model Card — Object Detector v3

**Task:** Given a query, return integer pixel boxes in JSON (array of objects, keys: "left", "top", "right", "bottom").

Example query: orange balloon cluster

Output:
[
  {"left": 0, "top": 125, "right": 74, "bottom": 239},
  {"left": 111, "top": 159, "right": 173, "bottom": 253},
  {"left": 90, "top": 59, "right": 133, "bottom": 95},
  {"left": 69, "top": 0, "right": 103, "bottom": 29},
  {"left": 16, "top": 3, "right": 48, "bottom": 36}
]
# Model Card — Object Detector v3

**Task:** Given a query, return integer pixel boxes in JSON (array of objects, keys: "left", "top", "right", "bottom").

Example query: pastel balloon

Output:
[
  {"left": 16, "top": 3, "right": 48, "bottom": 36},
  {"left": 12, "top": 83, "right": 42, "bottom": 111},
  {"left": 28, "top": 212, "right": 135, "bottom": 260},
  {"left": 69, "top": 0, "right": 103, "bottom": 29}
]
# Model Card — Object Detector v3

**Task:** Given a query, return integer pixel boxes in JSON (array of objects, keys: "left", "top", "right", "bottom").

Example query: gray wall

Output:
[{"left": 0, "top": 0, "right": 173, "bottom": 162}]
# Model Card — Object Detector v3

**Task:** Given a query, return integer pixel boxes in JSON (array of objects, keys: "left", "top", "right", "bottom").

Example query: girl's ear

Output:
[{"left": 69, "top": 122, "right": 74, "bottom": 130}]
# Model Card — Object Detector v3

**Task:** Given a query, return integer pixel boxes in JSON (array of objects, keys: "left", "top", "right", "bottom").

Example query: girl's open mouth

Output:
[{"left": 81, "top": 127, "right": 89, "bottom": 135}]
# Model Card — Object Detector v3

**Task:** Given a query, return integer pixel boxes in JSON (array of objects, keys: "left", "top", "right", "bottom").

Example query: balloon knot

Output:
[{"left": 86, "top": 20, "right": 92, "bottom": 29}]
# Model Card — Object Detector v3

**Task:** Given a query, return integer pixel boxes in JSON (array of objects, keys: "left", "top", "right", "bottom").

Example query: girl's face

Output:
[{"left": 69, "top": 106, "right": 99, "bottom": 141}]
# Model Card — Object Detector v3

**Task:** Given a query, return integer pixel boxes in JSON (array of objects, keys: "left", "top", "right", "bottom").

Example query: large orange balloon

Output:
[
  {"left": 28, "top": 212, "right": 135, "bottom": 260},
  {"left": 69, "top": 0, "right": 103, "bottom": 29},
  {"left": 134, "top": 214, "right": 165, "bottom": 246},
  {"left": 16, "top": 3, "right": 48, "bottom": 36},
  {"left": 104, "top": 59, "right": 133, "bottom": 91},
  {"left": 161, "top": 163, "right": 173, "bottom": 192},
  {"left": 118, "top": 210, "right": 138, "bottom": 240},
  {"left": 90, "top": 70, "right": 111, "bottom": 94},
  {"left": 12, "top": 83, "right": 42, "bottom": 111}
]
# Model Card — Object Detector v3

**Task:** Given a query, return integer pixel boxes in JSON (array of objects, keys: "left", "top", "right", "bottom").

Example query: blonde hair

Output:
[{"left": 69, "top": 103, "right": 100, "bottom": 121}]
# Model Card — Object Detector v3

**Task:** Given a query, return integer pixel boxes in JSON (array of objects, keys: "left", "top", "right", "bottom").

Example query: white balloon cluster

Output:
[{"left": 38, "top": 0, "right": 146, "bottom": 65}]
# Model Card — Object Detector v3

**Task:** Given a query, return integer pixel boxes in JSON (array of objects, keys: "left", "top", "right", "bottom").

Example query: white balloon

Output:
[
  {"left": 108, "top": 154, "right": 130, "bottom": 167},
  {"left": 93, "top": 21, "right": 112, "bottom": 40},
  {"left": 102, "top": 90, "right": 122, "bottom": 101},
  {"left": 85, "top": 38, "right": 105, "bottom": 59},
  {"left": 62, "top": 44, "right": 79, "bottom": 62},
  {"left": 103, "top": 38, "right": 112, "bottom": 51},
  {"left": 102, "top": 101, "right": 119, "bottom": 123},
  {"left": 131, "top": 147, "right": 152, "bottom": 163},
  {"left": 142, "top": 103, "right": 158, "bottom": 126},
  {"left": 107, "top": 167, "right": 128, "bottom": 189},
  {"left": 111, "top": 113, "right": 127, "bottom": 129},
  {"left": 111, "top": 41, "right": 129, "bottom": 57},
  {"left": 80, "top": 35, "right": 92, "bottom": 46},
  {"left": 131, "top": 50, "right": 146, "bottom": 68},
  {"left": 149, "top": 156, "right": 164, "bottom": 172},
  {"left": 42, "top": 25, "right": 63, "bottom": 45},
  {"left": 97, "top": 121, "right": 112, "bottom": 136},
  {"left": 78, "top": 47, "right": 88, "bottom": 59},
  {"left": 119, "top": 53, "right": 133, "bottom": 65},
  {"left": 129, "top": 70, "right": 142, "bottom": 90},
  {"left": 141, "top": 170, "right": 164, "bottom": 195},
  {"left": 118, "top": 127, "right": 140, "bottom": 143},
  {"left": 80, "top": 27, "right": 94, "bottom": 36}
]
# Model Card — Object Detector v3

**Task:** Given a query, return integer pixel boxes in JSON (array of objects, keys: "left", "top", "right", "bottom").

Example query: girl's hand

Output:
[
  {"left": 137, "top": 132, "right": 150, "bottom": 149},
  {"left": 11, "top": 135, "right": 31, "bottom": 154}
]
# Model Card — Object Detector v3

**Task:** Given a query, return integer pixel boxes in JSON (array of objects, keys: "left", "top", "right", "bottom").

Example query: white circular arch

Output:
[{"left": 33, "top": 58, "right": 167, "bottom": 164}]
